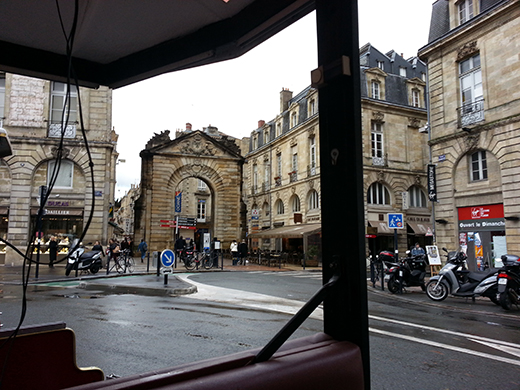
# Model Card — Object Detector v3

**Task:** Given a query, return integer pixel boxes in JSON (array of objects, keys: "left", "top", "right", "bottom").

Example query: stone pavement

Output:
[{"left": 0, "top": 256, "right": 322, "bottom": 296}]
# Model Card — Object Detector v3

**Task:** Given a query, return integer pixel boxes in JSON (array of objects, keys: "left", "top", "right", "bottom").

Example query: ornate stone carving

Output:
[
  {"left": 180, "top": 134, "right": 216, "bottom": 156},
  {"left": 372, "top": 111, "right": 384, "bottom": 123},
  {"left": 408, "top": 117, "right": 421, "bottom": 128},
  {"left": 464, "top": 132, "right": 480, "bottom": 151},
  {"left": 377, "top": 170, "right": 385, "bottom": 182},
  {"left": 414, "top": 175, "right": 421, "bottom": 186},
  {"left": 290, "top": 137, "right": 297, "bottom": 147},
  {"left": 146, "top": 130, "right": 170, "bottom": 149},
  {"left": 457, "top": 41, "right": 478, "bottom": 62},
  {"left": 51, "top": 146, "right": 70, "bottom": 159},
  {"left": 308, "top": 180, "right": 315, "bottom": 189},
  {"left": 307, "top": 126, "right": 316, "bottom": 137}
]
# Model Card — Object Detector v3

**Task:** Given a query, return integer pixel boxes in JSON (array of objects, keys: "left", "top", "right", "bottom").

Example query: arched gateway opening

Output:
[{"left": 134, "top": 129, "right": 245, "bottom": 254}]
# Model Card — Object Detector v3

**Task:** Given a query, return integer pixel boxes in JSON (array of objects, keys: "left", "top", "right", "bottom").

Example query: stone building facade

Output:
[
  {"left": 134, "top": 125, "right": 247, "bottom": 254},
  {"left": 419, "top": 0, "right": 520, "bottom": 269},
  {"left": 0, "top": 73, "right": 117, "bottom": 265},
  {"left": 244, "top": 44, "right": 430, "bottom": 257}
]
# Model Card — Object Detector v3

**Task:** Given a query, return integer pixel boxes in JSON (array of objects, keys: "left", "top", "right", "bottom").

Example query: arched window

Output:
[
  {"left": 276, "top": 199, "right": 285, "bottom": 215},
  {"left": 308, "top": 190, "right": 319, "bottom": 210},
  {"left": 291, "top": 195, "right": 301, "bottom": 212},
  {"left": 408, "top": 186, "right": 427, "bottom": 208},
  {"left": 367, "top": 182, "right": 390, "bottom": 205}
]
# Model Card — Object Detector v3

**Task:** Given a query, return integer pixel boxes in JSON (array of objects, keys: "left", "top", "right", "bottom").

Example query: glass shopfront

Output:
[
  {"left": 30, "top": 208, "right": 84, "bottom": 254},
  {"left": 458, "top": 204, "right": 505, "bottom": 270}
]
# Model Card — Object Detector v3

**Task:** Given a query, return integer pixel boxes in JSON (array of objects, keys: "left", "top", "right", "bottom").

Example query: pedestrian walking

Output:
[
  {"left": 48, "top": 235, "right": 58, "bottom": 268},
  {"left": 238, "top": 239, "right": 248, "bottom": 265},
  {"left": 230, "top": 240, "right": 239, "bottom": 265},
  {"left": 175, "top": 236, "right": 186, "bottom": 262},
  {"left": 138, "top": 238, "right": 148, "bottom": 263}
]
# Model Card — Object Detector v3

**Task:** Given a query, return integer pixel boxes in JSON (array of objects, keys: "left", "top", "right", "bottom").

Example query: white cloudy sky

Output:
[{"left": 113, "top": 0, "right": 434, "bottom": 198}]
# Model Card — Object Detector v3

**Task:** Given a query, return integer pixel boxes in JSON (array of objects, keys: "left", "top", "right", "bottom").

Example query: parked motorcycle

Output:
[
  {"left": 426, "top": 248, "right": 498, "bottom": 303},
  {"left": 65, "top": 239, "right": 103, "bottom": 276},
  {"left": 386, "top": 252, "right": 428, "bottom": 293},
  {"left": 497, "top": 254, "right": 520, "bottom": 310}
]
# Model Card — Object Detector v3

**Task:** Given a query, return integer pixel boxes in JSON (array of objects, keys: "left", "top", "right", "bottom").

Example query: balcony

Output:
[
  {"left": 251, "top": 185, "right": 258, "bottom": 195},
  {"left": 457, "top": 100, "right": 485, "bottom": 128},
  {"left": 274, "top": 177, "right": 282, "bottom": 187},
  {"left": 289, "top": 171, "right": 298, "bottom": 183},
  {"left": 262, "top": 182, "right": 270, "bottom": 192},
  {"left": 307, "top": 165, "right": 317, "bottom": 177},
  {"left": 372, "top": 155, "right": 386, "bottom": 167}
]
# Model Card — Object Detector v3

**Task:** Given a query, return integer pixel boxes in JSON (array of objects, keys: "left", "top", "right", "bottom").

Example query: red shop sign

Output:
[{"left": 458, "top": 204, "right": 504, "bottom": 220}]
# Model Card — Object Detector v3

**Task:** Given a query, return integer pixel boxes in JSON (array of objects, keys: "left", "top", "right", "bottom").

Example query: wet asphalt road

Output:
[{"left": 1, "top": 270, "right": 520, "bottom": 389}]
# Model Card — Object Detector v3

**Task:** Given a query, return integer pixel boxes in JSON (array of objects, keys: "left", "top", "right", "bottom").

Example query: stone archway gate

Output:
[{"left": 135, "top": 130, "right": 245, "bottom": 254}]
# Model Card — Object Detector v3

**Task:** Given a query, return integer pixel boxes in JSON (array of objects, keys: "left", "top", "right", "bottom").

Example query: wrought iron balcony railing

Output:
[{"left": 457, "top": 99, "right": 485, "bottom": 128}]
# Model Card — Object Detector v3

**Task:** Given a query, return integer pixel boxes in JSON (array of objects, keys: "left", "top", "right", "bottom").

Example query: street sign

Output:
[
  {"left": 161, "top": 224, "right": 176, "bottom": 228},
  {"left": 160, "top": 267, "right": 173, "bottom": 275},
  {"left": 388, "top": 213, "right": 404, "bottom": 229},
  {"left": 160, "top": 249, "right": 175, "bottom": 267}
]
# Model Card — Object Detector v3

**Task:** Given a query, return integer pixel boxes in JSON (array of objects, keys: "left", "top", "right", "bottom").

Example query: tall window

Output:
[
  {"left": 252, "top": 136, "right": 258, "bottom": 150},
  {"left": 291, "top": 145, "right": 298, "bottom": 172},
  {"left": 197, "top": 199, "right": 206, "bottom": 222},
  {"left": 460, "top": 54, "right": 482, "bottom": 107},
  {"left": 49, "top": 82, "right": 78, "bottom": 138},
  {"left": 308, "top": 190, "right": 319, "bottom": 210},
  {"left": 309, "top": 137, "right": 316, "bottom": 170},
  {"left": 276, "top": 153, "right": 282, "bottom": 178},
  {"left": 292, "top": 195, "right": 301, "bottom": 212},
  {"left": 276, "top": 199, "right": 285, "bottom": 215},
  {"left": 367, "top": 182, "right": 390, "bottom": 205},
  {"left": 264, "top": 163, "right": 270, "bottom": 188},
  {"left": 371, "top": 122, "right": 384, "bottom": 165},
  {"left": 412, "top": 89, "right": 420, "bottom": 107},
  {"left": 252, "top": 164, "right": 258, "bottom": 192},
  {"left": 458, "top": 0, "right": 474, "bottom": 24},
  {"left": 0, "top": 73, "right": 5, "bottom": 120},
  {"left": 48, "top": 160, "right": 74, "bottom": 189},
  {"left": 408, "top": 186, "right": 427, "bottom": 208},
  {"left": 471, "top": 150, "right": 488, "bottom": 181},
  {"left": 50, "top": 82, "right": 78, "bottom": 124},
  {"left": 371, "top": 81, "right": 380, "bottom": 99}
]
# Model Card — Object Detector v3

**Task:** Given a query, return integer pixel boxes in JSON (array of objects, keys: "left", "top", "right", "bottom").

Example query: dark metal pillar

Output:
[{"left": 315, "top": 1, "right": 370, "bottom": 388}]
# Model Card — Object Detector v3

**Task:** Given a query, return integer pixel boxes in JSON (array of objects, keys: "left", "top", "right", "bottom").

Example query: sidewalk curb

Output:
[{"left": 78, "top": 279, "right": 198, "bottom": 296}]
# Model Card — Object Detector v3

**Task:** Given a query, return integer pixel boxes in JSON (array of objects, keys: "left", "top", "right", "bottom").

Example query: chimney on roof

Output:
[
  {"left": 186, "top": 123, "right": 192, "bottom": 131},
  {"left": 280, "top": 88, "right": 293, "bottom": 113},
  {"left": 258, "top": 120, "right": 265, "bottom": 128}
]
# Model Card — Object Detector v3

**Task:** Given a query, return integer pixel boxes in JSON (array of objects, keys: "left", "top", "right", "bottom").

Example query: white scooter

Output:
[{"left": 65, "top": 239, "right": 103, "bottom": 276}]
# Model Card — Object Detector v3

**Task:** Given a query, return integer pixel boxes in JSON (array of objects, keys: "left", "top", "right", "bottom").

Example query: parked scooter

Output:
[
  {"left": 426, "top": 248, "right": 498, "bottom": 303},
  {"left": 386, "top": 251, "right": 428, "bottom": 293},
  {"left": 497, "top": 254, "right": 520, "bottom": 310},
  {"left": 65, "top": 239, "right": 103, "bottom": 276}
]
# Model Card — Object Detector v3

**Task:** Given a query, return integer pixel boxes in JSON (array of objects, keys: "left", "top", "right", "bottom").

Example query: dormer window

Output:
[
  {"left": 458, "top": 0, "right": 474, "bottom": 25},
  {"left": 377, "top": 60, "right": 384, "bottom": 70},
  {"left": 291, "top": 111, "right": 298, "bottom": 128},
  {"left": 371, "top": 81, "right": 380, "bottom": 99},
  {"left": 412, "top": 89, "right": 421, "bottom": 107}
]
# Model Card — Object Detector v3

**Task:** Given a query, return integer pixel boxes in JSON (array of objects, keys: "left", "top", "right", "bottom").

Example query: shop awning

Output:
[
  {"left": 407, "top": 222, "right": 433, "bottom": 235},
  {"left": 368, "top": 220, "right": 392, "bottom": 234},
  {"left": 249, "top": 223, "right": 321, "bottom": 239}
]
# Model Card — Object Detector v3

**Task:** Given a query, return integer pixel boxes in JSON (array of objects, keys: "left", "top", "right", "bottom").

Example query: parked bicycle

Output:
[
  {"left": 108, "top": 248, "right": 135, "bottom": 274},
  {"left": 182, "top": 249, "right": 213, "bottom": 270}
]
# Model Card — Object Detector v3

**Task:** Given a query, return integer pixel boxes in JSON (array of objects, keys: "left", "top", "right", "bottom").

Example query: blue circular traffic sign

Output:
[{"left": 161, "top": 249, "right": 175, "bottom": 267}]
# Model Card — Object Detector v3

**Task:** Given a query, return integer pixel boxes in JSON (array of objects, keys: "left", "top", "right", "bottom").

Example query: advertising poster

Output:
[{"left": 426, "top": 245, "right": 442, "bottom": 266}]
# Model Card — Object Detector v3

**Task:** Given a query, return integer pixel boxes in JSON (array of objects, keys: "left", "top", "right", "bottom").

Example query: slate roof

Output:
[{"left": 427, "top": 0, "right": 507, "bottom": 43}]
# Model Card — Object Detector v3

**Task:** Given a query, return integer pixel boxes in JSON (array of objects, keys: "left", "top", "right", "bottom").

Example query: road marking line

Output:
[
  {"left": 182, "top": 275, "right": 520, "bottom": 365},
  {"left": 370, "top": 315, "right": 520, "bottom": 349},
  {"left": 469, "top": 339, "right": 520, "bottom": 359},
  {"left": 370, "top": 327, "right": 520, "bottom": 367}
]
